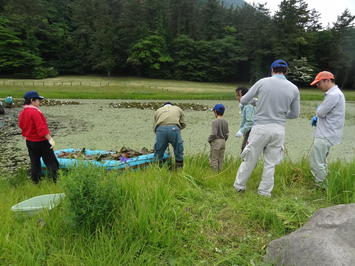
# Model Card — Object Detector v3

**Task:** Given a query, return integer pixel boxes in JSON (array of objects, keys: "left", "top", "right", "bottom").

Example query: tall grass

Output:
[
  {"left": 327, "top": 161, "right": 355, "bottom": 204},
  {"left": 0, "top": 156, "right": 354, "bottom": 265}
]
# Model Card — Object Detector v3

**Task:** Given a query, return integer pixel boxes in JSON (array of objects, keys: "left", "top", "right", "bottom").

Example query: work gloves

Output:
[
  {"left": 48, "top": 137, "right": 56, "bottom": 149},
  {"left": 235, "top": 130, "right": 243, "bottom": 138},
  {"left": 311, "top": 116, "right": 318, "bottom": 127}
]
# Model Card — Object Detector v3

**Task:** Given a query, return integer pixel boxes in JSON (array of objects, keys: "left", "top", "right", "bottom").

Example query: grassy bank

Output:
[
  {"left": 1, "top": 76, "right": 355, "bottom": 101},
  {"left": 1, "top": 155, "right": 354, "bottom": 265}
]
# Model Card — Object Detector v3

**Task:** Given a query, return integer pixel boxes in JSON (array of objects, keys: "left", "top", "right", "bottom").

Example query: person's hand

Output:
[
  {"left": 311, "top": 116, "right": 318, "bottom": 127},
  {"left": 235, "top": 130, "right": 243, "bottom": 138},
  {"left": 48, "top": 138, "right": 55, "bottom": 149}
]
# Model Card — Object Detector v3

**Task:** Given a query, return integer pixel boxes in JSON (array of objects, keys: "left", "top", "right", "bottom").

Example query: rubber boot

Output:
[
  {"left": 175, "top": 160, "right": 183, "bottom": 169},
  {"left": 158, "top": 159, "right": 173, "bottom": 169},
  {"left": 158, "top": 159, "right": 167, "bottom": 167}
]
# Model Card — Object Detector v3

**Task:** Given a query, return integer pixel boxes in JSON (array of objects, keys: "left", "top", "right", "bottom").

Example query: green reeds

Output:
[{"left": 0, "top": 156, "right": 354, "bottom": 265}]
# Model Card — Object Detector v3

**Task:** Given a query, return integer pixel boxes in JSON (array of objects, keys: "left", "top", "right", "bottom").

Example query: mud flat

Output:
[{"left": 2, "top": 99, "right": 355, "bottom": 174}]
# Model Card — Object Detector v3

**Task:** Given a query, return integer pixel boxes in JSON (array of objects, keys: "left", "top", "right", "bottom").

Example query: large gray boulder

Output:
[{"left": 265, "top": 204, "right": 355, "bottom": 266}]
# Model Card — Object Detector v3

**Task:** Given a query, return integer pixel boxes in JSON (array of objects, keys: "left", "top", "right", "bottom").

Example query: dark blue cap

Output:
[
  {"left": 271, "top": 59, "right": 288, "bottom": 69},
  {"left": 212, "top": 104, "right": 225, "bottom": 114},
  {"left": 24, "top": 91, "right": 44, "bottom": 100}
]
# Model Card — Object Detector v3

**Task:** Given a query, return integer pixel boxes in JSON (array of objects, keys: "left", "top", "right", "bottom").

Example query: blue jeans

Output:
[{"left": 154, "top": 126, "right": 184, "bottom": 162}]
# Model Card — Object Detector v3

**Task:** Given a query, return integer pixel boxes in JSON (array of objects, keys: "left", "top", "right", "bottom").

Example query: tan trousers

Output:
[{"left": 209, "top": 139, "right": 226, "bottom": 172}]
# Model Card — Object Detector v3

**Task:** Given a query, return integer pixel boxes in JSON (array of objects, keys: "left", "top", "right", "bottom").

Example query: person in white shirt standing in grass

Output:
[
  {"left": 233, "top": 59, "right": 300, "bottom": 197},
  {"left": 309, "top": 71, "right": 345, "bottom": 187}
]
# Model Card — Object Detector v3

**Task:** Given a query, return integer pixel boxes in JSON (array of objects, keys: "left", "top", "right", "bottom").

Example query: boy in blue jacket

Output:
[{"left": 235, "top": 87, "right": 255, "bottom": 152}]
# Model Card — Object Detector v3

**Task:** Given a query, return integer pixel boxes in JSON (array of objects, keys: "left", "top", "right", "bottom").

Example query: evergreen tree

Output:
[
  {"left": 0, "top": 16, "right": 42, "bottom": 76},
  {"left": 273, "top": 0, "right": 321, "bottom": 60}
]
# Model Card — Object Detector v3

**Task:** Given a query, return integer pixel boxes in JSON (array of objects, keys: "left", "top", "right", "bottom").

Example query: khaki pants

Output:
[
  {"left": 233, "top": 124, "right": 285, "bottom": 197},
  {"left": 310, "top": 137, "right": 332, "bottom": 182},
  {"left": 209, "top": 139, "right": 226, "bottom": 172}
]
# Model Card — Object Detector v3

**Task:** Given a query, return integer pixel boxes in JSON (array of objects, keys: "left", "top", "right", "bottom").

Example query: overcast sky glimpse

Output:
[{"left": 247, "top": 0, "right": 355, "bottom": 27}]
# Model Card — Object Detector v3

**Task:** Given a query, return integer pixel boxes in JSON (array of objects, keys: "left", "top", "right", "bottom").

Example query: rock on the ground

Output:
[{"left": 265, "top": 204, "right": 355, "bottom": 266}]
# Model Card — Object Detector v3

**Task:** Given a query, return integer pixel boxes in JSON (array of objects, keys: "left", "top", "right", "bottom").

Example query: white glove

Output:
[
  {"left": 235, "top": 130, "right": 243, "bottom": 138},
  {"left": 48, "top": 137, "right": 56, "bottom": 149}
]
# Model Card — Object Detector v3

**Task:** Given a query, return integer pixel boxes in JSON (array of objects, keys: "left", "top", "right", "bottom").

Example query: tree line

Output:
[{"left": 0, "top": 0, "right": 354, "bottom": 88}]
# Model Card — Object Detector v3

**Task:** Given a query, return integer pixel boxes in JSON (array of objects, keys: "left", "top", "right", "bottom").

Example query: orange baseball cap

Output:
[{"left": 310, "top": 71, "right": 335, "bottom": 86}]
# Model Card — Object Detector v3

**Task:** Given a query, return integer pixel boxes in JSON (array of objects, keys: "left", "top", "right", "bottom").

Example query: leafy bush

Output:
[
  {"left": 32, "top": 66, "right": 58, "bottom": 79},
  {"left": 288, "top": 57, "right": 316, "bottom": 86},
  {"left": 61, "top": 166, "right": 121, "bottom": 232}
]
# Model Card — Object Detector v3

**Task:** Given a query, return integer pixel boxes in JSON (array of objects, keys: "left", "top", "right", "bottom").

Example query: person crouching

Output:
[
  {"left": 154, "top": 102, "right": 186, "bottom": 169},
  {"left": 208, "top": 104, "right": 229, "bottom": 172},
  {"left": 18, "top": 91, "right": 59, "bottom": 183}
]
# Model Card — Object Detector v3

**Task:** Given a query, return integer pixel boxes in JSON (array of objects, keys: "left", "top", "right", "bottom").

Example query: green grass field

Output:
[
  {"left": 1, "top": 75, "right": 355, "bottom": 101},
  {"left": 1, "top": 76, "right": 354, "bottom": 265},
  {"left": 1, "top": 156, "right": 354, "bottom": 265}
]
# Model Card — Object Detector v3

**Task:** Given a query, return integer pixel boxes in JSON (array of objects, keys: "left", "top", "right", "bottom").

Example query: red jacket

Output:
[{"left": 18, "top": 105, "right": 50, "bottom": 142}]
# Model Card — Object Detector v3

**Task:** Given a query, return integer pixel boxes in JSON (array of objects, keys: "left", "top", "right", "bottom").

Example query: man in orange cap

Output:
[{"left": 309, "top": 71, "right": 345, "bottom": 186}]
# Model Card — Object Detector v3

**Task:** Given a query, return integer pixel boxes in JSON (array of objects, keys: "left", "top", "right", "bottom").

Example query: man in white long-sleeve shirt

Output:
[
  {"left": 309, "top": 71, "right": 345, "bottom": 185},
  {"left": 233, "top": 59, "right": 300, "bottom": 197}
]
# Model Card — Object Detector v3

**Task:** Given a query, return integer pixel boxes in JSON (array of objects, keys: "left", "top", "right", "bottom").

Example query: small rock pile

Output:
[
  {"left": 7, "top": 98, "right": 80, "bottom": 108},
  {"left": 109, "top": 102, "right": 210, "bottom": 111}
]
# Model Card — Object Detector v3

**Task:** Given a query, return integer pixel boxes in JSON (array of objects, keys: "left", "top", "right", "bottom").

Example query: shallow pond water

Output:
[{"left": 9, "top": 100, "right": 355, "bottom": 167}]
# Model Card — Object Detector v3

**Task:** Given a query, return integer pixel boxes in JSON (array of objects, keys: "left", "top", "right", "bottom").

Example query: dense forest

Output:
[{"left": 0, "top": 0, "right": 354, "bottom": 88}]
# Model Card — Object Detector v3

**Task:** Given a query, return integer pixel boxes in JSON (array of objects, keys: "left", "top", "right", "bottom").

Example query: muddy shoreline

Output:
[{"left": 1, "top": 99, "right": 354, "bottom": 175}]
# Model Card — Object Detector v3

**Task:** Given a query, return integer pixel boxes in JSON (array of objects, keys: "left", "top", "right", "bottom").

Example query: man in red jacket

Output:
[{"left": 18, "top": 91, "right": 59, "bottom": 183}]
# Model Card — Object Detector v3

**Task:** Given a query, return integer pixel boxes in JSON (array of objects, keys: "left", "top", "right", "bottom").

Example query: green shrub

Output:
[
  {"left": 32, "top": 66, "right": 58, "bottom": 79},
  {"left": 61, "top": 166, "right": 121, "bottom": 232},
  {"left": 7, "top": 168, "right": 28, "bottom": 187}
]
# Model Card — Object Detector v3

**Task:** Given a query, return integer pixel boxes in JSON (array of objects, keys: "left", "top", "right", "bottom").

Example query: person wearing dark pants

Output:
[
  {"left": 18, "top": 91, "right": 59, "bottom": 183},
  {"left": 154, "top": 102, "right": 186, "bottom": 169},
  {"left": 26, "top": 140, "right": 59, "bottom": 183},
  {"left": 241, "top": 130, "right": 251, "bottom": 153},
  {"left": 154, "top": 125, "right": 184, "bottom": 167},
  {"left": 235, "top": 87, "right": 255, "bottom": 153}
]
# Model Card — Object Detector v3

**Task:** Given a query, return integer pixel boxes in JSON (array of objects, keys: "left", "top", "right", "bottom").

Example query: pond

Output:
[{"left": 10, "top": 99, "right": 355, "bottom": 165}]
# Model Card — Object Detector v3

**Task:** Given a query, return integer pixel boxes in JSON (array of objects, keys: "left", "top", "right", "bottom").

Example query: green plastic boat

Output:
[{"left": 11, "top": 193, "right": 65, "bottom": 216}]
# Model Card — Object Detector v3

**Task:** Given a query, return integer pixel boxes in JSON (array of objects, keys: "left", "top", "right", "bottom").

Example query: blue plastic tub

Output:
[{"left": 41, "top": 149, "right": 168, "bottom": 170}]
